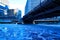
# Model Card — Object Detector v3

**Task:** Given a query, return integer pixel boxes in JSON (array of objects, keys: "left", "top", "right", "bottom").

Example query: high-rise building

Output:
[
  {"left": 7, "top": 9, "right": 15, "bottom": 16},
  {"left": 7, "top": 9, "right": 21, "bottom": 19},
  {"left": 25, "top": 0, "right": 44, "bottom": 14},
  {"left": 16, "top": 10, "right": 21, "bottom": 21},
  {"left": 0, "top": 0, "right": 9, "bottom": 16}
]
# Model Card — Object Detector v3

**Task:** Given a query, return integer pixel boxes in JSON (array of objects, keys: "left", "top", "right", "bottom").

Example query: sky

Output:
[{"left": 8, "top": 0, "right": 27, "bottom": 17}]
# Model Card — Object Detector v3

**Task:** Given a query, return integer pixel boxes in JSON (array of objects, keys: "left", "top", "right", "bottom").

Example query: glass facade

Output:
[{"left": 25, "top": 0, "right": 45, "bottom": 14}]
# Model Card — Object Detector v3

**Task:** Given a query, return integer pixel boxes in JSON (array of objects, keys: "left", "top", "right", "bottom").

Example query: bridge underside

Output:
[{"left": 22, "top": 0, "right": 60, "bottom": 24}]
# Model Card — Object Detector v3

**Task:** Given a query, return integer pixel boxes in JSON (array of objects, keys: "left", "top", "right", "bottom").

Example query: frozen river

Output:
[{"left": 0, "top": 24, "right": 60, "bottom": 40}]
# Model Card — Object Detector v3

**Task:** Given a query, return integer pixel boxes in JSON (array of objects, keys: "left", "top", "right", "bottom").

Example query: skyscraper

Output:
[{"left": 25, "top": 0, "right": 44, "bottom": 14}]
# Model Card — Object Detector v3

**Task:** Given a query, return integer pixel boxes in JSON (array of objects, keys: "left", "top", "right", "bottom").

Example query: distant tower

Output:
[
  {"left": 16, "top": 9, "right": 21, "bottom": 20},
  {"left": 7, "top": 9, "right": 15, "bottom": 16},
  {"left": 7, "top": 9, "right": 21, "bottom": 19},
  {"left": 25, "top": 0, "right": 44, "bottom": 14}
]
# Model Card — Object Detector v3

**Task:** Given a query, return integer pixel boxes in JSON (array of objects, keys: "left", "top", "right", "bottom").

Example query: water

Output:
[{"left": 0, "top": 24, "right": 60, "bottom": 40}]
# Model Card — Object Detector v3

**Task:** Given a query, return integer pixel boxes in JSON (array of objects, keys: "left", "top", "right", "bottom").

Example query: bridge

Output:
[{"left": 22, "top": 0, "right": 60, "bottom": 24}]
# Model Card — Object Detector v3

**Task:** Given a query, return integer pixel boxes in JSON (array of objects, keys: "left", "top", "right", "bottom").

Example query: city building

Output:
[
  {"left": 14, "top": 9, "right": 21, "bottom": 20},
  {"left": 0, "top": 0, "right": 9, "bottom": 16},
  {"left": 7, "top": 9, "right": 15, "bottom": 16},
  {"left": 7, "top": 9, "right": 21, "bottom": 20},
  {"left": 25, "top": 0, "right": 44, "bottom": 14}
]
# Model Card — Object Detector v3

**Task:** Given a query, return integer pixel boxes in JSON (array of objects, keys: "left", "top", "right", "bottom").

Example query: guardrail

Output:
[{"left": 33, "top": 19, "right": 60, "bottom": 24}]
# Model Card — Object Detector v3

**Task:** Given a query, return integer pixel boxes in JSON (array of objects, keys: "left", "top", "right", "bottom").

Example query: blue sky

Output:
[{"left": 8, "top": 0, "right": 27, "bottom": 17}]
